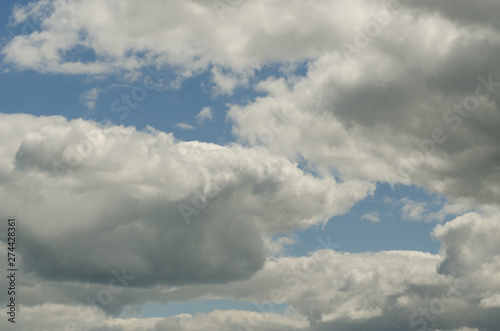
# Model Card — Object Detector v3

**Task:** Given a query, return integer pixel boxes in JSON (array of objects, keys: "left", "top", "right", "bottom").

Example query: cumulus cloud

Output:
[
  {"left": 1, "top": 0, "right": 366, "bottom": 74},
  {"left": 0, "top": 113, "right": 372, "bottom": 292},
  {"left": 0, "top": 304, "right": 308, "bottom": 331},
  {"left": 4, "top": 1, "right": 500, "bottom": 205},
  {"left": 2, "top": 205, "right": 500, "bottom": 330},
  {"left": 228, "top": 8, "right": 500, "bottom": 204},
  {"left": 433, "top": 209, "right": 500, "bottom": 279},
  {"left": 136, "top": 208, "right": 500, "bottom": 330},
  {"left": 2, "top": 1, "right": 500, "bottom": 330}
]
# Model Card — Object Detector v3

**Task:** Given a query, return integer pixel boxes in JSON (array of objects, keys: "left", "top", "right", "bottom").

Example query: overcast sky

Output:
[{"left": 0, "top": 0, "right": 499, "bottom": 330}]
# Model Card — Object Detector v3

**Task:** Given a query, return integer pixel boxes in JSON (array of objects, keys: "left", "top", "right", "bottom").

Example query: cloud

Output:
[
  {"left": 157, "top": 209, "right": 500, "bottom": 330},
  {"left": 210, "top": 66, "right": 252, "bottom": 95},
  {"left": 0, "top": 304, "right": 308, "bottom": 331},
  {"left": 227, "top": 9, "right": 500, "bottom": 204},
  {"left": 176, "top": 123, "right": 196, "bottom": 130},
  {"left": 79, "top": 87, "right": 101, "bottom": 111},
  {"left": 3, "top": 1, "right": 500, "bottom": 330},
  {"left": 0, "top": 113, "right": 372, "bottom": 296},
  {"left": 433, "top": 209, "right": 500, "bottom": 278},
  {"left": 480, "top": 293, "right": 500, "bottom": 309},
  {"left": 406, "top": 0, "right": 500, "bottom": 30},
  {"left": 400, "top": 197, "right": 427, "bottom": 222},
  {"left": 393, "top": 197, "right": 475, "bottom": 223},
  {"left": 1, "top": 0, "right": 361, "bottom": 75},
  {"left": 5, "top": 1, "right": 500, "bottom": 206},
  {"left": 2, "top": 206, "right": 500, "bottom": 330},
  {"left": 361, "top": 211, "right": 380, "bottom": 223},
  {"left": 196, "top": 106, "right": 213, "bottom": 124}
]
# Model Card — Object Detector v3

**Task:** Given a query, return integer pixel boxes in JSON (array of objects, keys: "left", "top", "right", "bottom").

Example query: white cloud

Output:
[
  {"left": 79, "top": 87, "right": 101, "bottom": 111},
  {"left": 2, "top": 206, "right": 500, "bottom": 330},
  {"left": 3, "top": 1, "right": 500, "bottom": 330},
  {"left": 5, "top": 1, "right": 500, "bottom": 205},
  {"left": 210, "top": 66, "right": 252, "bottom": 95},
  {"left": 0, "top": 304, "right": 309, "bottom": 331},
  {"left": 361, "top": 211, "right": 380, "bottom": 223},
  {"left": 400, "top": 197, "right": 428, "bottom": 222},
  {"left": 176, "top": 123, "right": 196, "bottom": 130},
  {"left": 480, "top": 293, "right": 500, "bottom": 308},
  {"left": 228, "top": 16, "right": 500, "bottom": 204},
  {"left": 196, "top": 106, "right": 213, "bottom": 124},
  {"left": 2, "top": 0, "right": 369, "bottom": 75},
  {"left": 0, "top": 113, "right": 373, "bottom": 292},
  {"left": 429, "top": 199, "right": 475, "bottom": 223},
  {"left": 433, "top": 209, "right": 500, "bottom": 278},
  {"left": 264, "top": 235, "right": 298, "bottom": 256}
]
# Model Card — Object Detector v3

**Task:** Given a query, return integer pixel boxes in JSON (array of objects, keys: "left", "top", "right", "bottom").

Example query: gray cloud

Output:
[
  {"left": 229, "top": 8, "right": 500, "bottom": 204},
  {"left": 2, "top": 208, "right": 500, "bottom": 330},
  {"left": 0, "top": 113, "right": 371, "bottom": 293},
  {"left": 2, "top": 1, "right": 500, "bottom": 330},
  {"left": 405, "top": 0, "right": 500, "bottom": 30}
]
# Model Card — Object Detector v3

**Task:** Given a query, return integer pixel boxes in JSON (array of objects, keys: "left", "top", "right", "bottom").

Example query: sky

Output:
[{"left": 0, "top": 0, "right": 499, "bottom": 330}]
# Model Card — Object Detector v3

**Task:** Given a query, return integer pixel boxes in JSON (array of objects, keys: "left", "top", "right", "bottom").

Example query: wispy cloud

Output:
[
  {"left": 79, "top": 88, "right": 101, "bottom": 112},
  {"left": 400, "top": 197, "right": 428, "bottom": 222},
  {"left": 176, "top": 123, "right": 196, "bottom": 130},
  {"left": 399, "top": 197, "right": 474, "bottom": 223},
  {"left": 196, "top": 106, "right": 213, "bottom": 124},
  {"left": 361, "top": 211, "right": 380, "bottom": 223}
]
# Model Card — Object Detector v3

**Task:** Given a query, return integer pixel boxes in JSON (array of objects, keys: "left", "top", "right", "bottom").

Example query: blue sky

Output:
[{"left": 0, "top": 1, "right": 499, "bottom": 331}]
